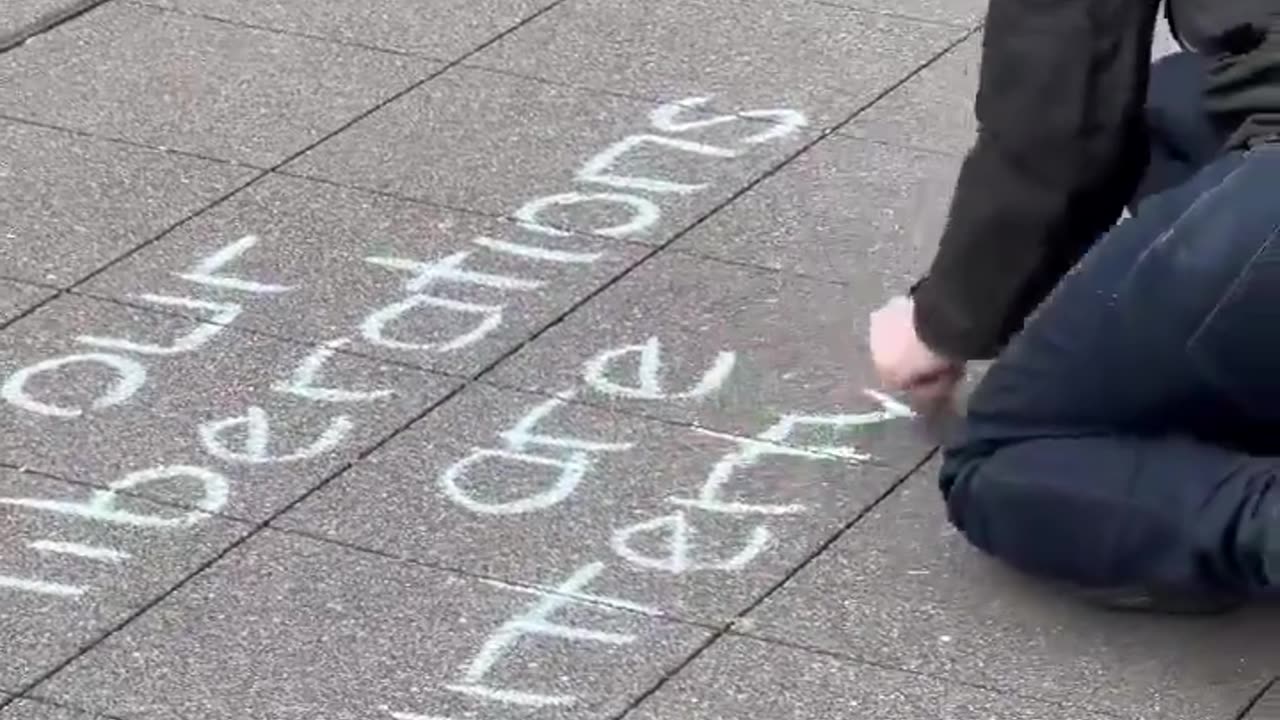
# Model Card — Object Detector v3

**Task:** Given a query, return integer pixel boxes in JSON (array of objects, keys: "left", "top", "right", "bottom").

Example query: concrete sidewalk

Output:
[{"left": 0, "top": 1, "right": 1275, "bottom": 718}]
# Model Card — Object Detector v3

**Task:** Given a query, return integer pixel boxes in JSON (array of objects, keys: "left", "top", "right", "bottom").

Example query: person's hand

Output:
[{"left": 869, "top": 295, "right": 964, "bottom": 406}]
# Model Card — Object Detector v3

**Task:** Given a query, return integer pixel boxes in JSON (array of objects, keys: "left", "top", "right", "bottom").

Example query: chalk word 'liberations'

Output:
[
  {"left": 0, "top": 94, "right": 807, "bottom": 600},
  {"left": 393, "top": 339, "right": 913, "bottom": 717}
]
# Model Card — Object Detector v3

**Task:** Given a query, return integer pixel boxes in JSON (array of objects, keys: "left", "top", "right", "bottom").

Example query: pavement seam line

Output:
[
  {"left": 0, "top": 461, "right": 265, "bottom": 526},
  {"left": 7, "top": 693, "right": 128, "bottom": 720},
  {"left": 724, "top": 627, "right": 1130, "bottom": 719},
  {"left": 121, "top": 0, "right": 446, "bottom": 61},
  {"left": 1233, "top": 676, "right": 1278, "bottom": 720},
  {"left": 0, "top": 288, "right": 66, "bottom": 334},
  {"left": 269, "top": 526, "right": 722, "bottom": 629},
  {"left": 0, "top": 0, "right": 113, "bottom": 54},
  {"left": 440, "top": 61, "right": 836, "bottom": 131},
  {"left": 0, "top": 111, "right": 267, "bottom": 171},
  {"left": 730, "top": 446, "right": 940, "bottom": 617},
  {"left": 3, "top": 164, "right": 262, "bottom": 334}
]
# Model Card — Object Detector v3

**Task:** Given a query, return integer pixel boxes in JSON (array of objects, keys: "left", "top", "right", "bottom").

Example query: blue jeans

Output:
[{"left": 939, "top": 52, "right": 1280, "bottom": 600}]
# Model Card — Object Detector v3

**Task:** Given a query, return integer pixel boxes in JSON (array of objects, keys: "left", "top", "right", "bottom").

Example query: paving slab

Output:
[
  {"left": 134, "top": 0, "right": 558, "bottom": 59},
  {"left": 630, "top": 635, "right": 1110, "bottom": 720},
  {"left": 278, "top": 382, "right": 915, "bottom": 624},
  {"left": 464, "top": 0, "right": 965, "bottom": 129},
  {"left": 78, "top": 173, "right": 648, "bottom": 377},
  {"left": 0, "top": 119, "right": 257, "bottom": 288},
  {"left": 0, "top": 467, "right": 250, "bottom": 690},
  {"left": 674, "top": 135, "right": 959, "bottom": 287},
  {"left": 33, "top": 529, "right": 712, "bottom": 720},
  {"left": 284, "top": 66, "right": 813, "bottom": 246},
  {"left": 743, "top": 474, "right": 1280, "bottom": 719},
  {"left": 0, "top": 294, "right": 458, "bottom": 521},
  {"left": 0, "top": 282, "right": 54, "bottom": 326},
  {"left": 1, "top": 0, "right": 81, "bottom": 46},
  {"left": 841, "top": 31, "right": 980, "bottom": 156},
  {"left": 815, "top": 0, "right": 987, "bottom": 28},
  {"left": 487, "top": 252, "right": 932, "bottom": 470},
  {"left": 0, "top": 3, "right": 437, "bottom": 166},
  {"left": 0, "top": 700, "right": 110, "bottom": 719}
]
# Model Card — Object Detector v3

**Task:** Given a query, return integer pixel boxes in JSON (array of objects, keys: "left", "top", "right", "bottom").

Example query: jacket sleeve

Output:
[{"left": 910, "top": 0, "right": 1163, "bottom": 360}]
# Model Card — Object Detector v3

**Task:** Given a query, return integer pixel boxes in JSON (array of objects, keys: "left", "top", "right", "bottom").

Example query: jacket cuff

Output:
[{"left": 909, "top": 275, "right": 1004, "bottom": 361}]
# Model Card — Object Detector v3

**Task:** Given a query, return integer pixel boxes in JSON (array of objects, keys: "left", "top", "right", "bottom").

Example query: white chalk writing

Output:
[
  {"left": 273, "top": 338, "right": 394, "bottom": 404},
  {"left": 360, "top": 295, "right": 504, "bottom": 353},
  {"left": 198, "top": 406, "right": 353, "bottom": 465},
  {"left": 0, "top": 92, "right": 891, "bottom": 720},
  {"left": 514, "top": 191, "right": 661, "bottom": 239},
  {"left": 671, "top": 392, "right": 918, "bottom": 516},
  {"left": 443, "top": 562, "right": 648, "bottom": 708},
  {"left": 476, "top": 576, "right": 656, "bottom": 616},
  {"left": 471, "top": 235, "right": 601, "bottom": 265},
  {"left": 0, "top": 227, "right": 415, "bottom": 604},
  {"left": 0, "top": 574, "right": 85, "bottom": 597},
  {"left": 76, "top": 294, "right": 241, "bottom": 356},
  {"left": 2, "top": 352, "right": 147, "bottom": 418},
  {"left": 367, "top": 251, "right": 544, "bottom": 294},
  {"left": 29, "top": 540, "right": 130, "bottom": 563},
  {"left": 420, "top": 335, "right": 916, "bottom": 713},
  {"left": 610, "top": 510, "right": 772, "bottom": 574},
  {"left": 576, "top": 134, "right": 739, "bottom": 194},
  {"left": 581, "top": 335, "right": 736, "bottom": 400},
  {"left": 175, "top": 234, "right": 295, "bottom": 295},
  {"left": 440, "top": 390, "right": 633, "bottom": 515},
  {"left": 648, "top": 97, "right": 808, "bottom": 145},
  {"left": 0, "top": 465, "right": 229, "bottom": 528}
]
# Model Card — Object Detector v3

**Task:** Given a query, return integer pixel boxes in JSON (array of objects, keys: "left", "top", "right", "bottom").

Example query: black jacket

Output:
[{"left": 911, "top": 0, "right": 1280, "bottom": 360}]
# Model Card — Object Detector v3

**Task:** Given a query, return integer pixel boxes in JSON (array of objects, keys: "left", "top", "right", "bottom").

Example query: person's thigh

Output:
[
  {"left": 960, "top": 147, "right": 1280, "bottom": 445},
  {"left": 1184, "top": 153, "right": 1280, "bottom": 427},
  {"left": 938, "top": 146, "right": 1280, "bottom": 599}
]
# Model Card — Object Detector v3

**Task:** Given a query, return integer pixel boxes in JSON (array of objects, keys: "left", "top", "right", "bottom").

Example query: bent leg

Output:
[
  {"left": 941, "top": 147, "right": 1280, "bottom": 603},
  {"left": 945, "top": 434, "right": 1280, "bottom": 599}
]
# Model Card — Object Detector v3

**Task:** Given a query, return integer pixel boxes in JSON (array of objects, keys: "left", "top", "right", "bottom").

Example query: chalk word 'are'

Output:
[
  {"left": 400, "top": 339, "right": 915, "bottom": 716},
  {"left": 439, "top": 335, "right": 912, "bottom": 521}
]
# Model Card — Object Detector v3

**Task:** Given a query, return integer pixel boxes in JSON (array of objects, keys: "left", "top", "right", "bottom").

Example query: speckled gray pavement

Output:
[{"left": 1, "top": 1, "right": 1275, "bottom": 718}]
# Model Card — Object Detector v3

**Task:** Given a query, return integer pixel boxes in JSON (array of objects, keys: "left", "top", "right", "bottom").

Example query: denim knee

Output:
[{"left": 936, "top": 445, "right": 994, "bottom": 553}]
